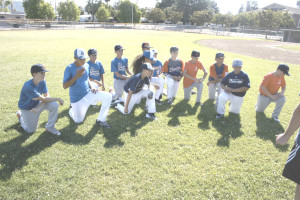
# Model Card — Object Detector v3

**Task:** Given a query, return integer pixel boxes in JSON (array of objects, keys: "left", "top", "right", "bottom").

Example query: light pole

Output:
[{"left": 131, "top": 0, "right": 138, "bottom": 24}]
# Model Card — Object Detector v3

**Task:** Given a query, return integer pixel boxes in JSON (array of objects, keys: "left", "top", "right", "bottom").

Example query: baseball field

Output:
[{"left": 0, "top": 29, "right": 300, "bottom": 199}]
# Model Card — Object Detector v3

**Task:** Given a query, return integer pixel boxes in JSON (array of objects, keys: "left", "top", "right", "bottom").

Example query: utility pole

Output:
[{"left": 131, "top": 0, "right": 138, "bottom": 24}]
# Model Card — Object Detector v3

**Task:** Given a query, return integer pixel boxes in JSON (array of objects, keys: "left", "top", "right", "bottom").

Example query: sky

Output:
[{"left": 47, "top": 0, "right": 298, "bottom": 15}]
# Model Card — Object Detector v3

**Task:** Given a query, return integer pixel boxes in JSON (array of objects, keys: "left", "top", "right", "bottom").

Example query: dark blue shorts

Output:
[{"left": 283, "top": 131, "right": 300, "bottom": 185}]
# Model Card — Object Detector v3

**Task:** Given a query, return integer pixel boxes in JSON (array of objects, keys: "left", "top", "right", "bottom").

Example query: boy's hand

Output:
[
  {"left": 58, "top": 98, "right": 64, "bottom": 106},
  {"left": 75, "top": 67, "right": 85, "bottom": 79},
  {"left": 102, "top": 85, "right": 105, "bottom": 91},
  {"left": 124, "top": 106, "right": 128, "bottom": 114}
]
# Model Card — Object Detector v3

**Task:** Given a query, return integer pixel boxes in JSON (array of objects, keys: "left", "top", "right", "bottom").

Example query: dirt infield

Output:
[{"left": 199, "top": 39, "right": 300, "bottom": 65}]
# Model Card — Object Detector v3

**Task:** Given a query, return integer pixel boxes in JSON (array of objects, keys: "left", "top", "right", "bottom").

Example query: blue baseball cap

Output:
[
  {"left": 115, "top": 45, "right": 124, "bottom": 51},
  {"left": 216, "top": 53, "right": 225, "bottom": 59},
  {"left": 143, "top": 50, "right": 157, "bottom": 62},
  {"left": 74, "top": 48, "right": 87, "bottom": 59},
  {"left": 232, "top": 59, "right": 243, "bottom": 67},
  {"left": 31, "top": 64, "right": 48, "bottom": 74}
]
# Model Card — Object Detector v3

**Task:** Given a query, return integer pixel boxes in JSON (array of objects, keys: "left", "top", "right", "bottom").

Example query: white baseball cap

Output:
[
  {"left": 232, "top": 59, "right": 243, "bottom": 67},
  {"left": 74, "top": 48, "right": 87, "bottom": 59}
]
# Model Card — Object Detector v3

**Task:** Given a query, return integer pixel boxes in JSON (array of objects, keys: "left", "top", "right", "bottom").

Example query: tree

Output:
[
  {"left": 245, "top": 11, "right": 258, "bottom": 29},
  {"left": 212, "top": 13, "right": 226, "bottom": 26},
  {"left": 258, "top": 9, "right": 280, "bottom": 31},
  {"left": 238, "top": 4, "right": 244, "bottom": 14},
  {"left": 85, "top": 0, "right": 102, "bottom": 22},
  {"left": 223, "top": 13, "right": 234, "bottom": 28},
  {"left": 23, "top": 0, "right": 55, "bottom": 19},
  {"left": 96, "top": 5, "right": 110, "bottom": 22},
  {"left": 116, "top": 0, "right": 142, "bottom": 23},
  {"left": 246, "top": 0, "right": 258, "bottom": 12},
  {"left": 165, "top": 7, "right": 182, "bottom": 24},
  {"left": 156, "top": 0, "right": 175, "bottom": 9},
  {"left": 279, "top": 11, "right": 295, "bottom": 29},
  {"left": 78, "top": 6, "right": 84, "bottom": 15},
  {"left": 104, "top": 0, "right": 110, "bottom": 5},
  {"left": 146, "top": 8, "right": 166, "bottom": 23},
  {"left": 190, "top": 10, "right": 213, "bottom": 26},
  {"left": 57, "top": 0, "right": 80, "bottom": 21}
]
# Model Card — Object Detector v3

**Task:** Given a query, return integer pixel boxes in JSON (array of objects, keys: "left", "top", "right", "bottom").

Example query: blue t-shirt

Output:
[
  {"left": 63, "top": 63, "right": 90, "bottom": 103},
  {"left": 221, "top": 71, "right": 250, "bottom": 97},
  {"left": 111, "top": 57, "right": 128, "bottom": 80},
  {"left": 152, "top": 60, "right": 162, "bottom": 77},
  {"left": 209, "top": 63, "right": 225, "bottom": 81},
  {"left": 18, "top": 79, "right": 48, "bottom": 110},
  {"left": 88, "top": 60, "right": 105, "bottom": 81},
  {"left": 124, "top": 73, "right": 150, "bottom": 94}
]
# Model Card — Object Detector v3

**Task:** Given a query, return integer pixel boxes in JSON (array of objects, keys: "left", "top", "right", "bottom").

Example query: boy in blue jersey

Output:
[
  {"left": 87, "top": 48, "right": 105, "bottom": 91},
  {"left": 63, "top": 48, "right": 112, "bottom": 128},
  {"left": 151, "top": 49, "right": 165, "bottom": 105},
  {"left": 111, "top": 45, "right": 132, "bottom": 102},
  {"left": 216, "top": 59, "right": 250, "bottom": 119},
  {"left": 17, "top": 64, "right": 64, "bottom": 135}
]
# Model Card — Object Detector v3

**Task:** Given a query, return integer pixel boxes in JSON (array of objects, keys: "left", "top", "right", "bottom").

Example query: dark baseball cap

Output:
[
  {"left": 216, "top": 53, "right": 225, "bottom": 59},
  {"left": 115, "top": 45, "right": 124, "bottom": 51},
  {"left": 88, "top": 48, "right": 97, "bottom": 56},
  {"left": 141, "top": 63, "right": 154, "bottom": 71},
  {"left": 142, "top": 42, "right": 152, "bottom": 49},
  {"left": 191, "top": 50, "right": 200, "bottom": 57},
  {"left": 170, "top": 46, "right": 179, "bottom": 52},
  {"left": 31, "top": 64, "right": 48, "bottom": 74},
  {"left": 277, "top": 64, "right": 290, "bottom": 76}
]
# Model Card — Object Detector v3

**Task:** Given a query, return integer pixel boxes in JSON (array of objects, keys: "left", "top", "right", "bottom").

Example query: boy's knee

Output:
[{"left": 48, "top": 101, "right": 59, "bottom": 110}]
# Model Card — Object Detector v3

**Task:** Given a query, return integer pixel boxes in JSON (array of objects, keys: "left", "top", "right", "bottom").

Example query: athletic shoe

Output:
[
  {"left": 195, "top": 102, "right": 203, "bottom": 106},
  {"left": 272, "top": 117, "right": 280, "bottom": 122},
  {"left": 16, "top": 110, "right": 21, "bottom": 120},
  {"left": 96, "top": 120, "right": 111, "bottom": 128},
  {"left": 216, "top": 113, "right": 224, "bottom": 119},
  {"left": 146, "top": 113, "right": 158, "bottom": 120},
  {"left": 155, "top": 99, "right": 162, "bottom": 105},
  {"left": 167, "top": 98, "right": 173, "bottom": 105},
  {"left": 191, "top": 91, "right": 196, "bottom": 95},
  {"left": 111, "top": 99, "right": 121, "bottom": 107},
  {"left": 46, "top": 127, "right": 61, "bottom": 136}
]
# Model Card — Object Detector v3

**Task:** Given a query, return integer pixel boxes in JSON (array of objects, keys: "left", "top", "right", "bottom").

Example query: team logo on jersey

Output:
[
  {"left": 229, "top": 79, "right": 243, "bottom": 84},
  {"left": 118, "top": 63, "right": 126, "bottom": 71}
]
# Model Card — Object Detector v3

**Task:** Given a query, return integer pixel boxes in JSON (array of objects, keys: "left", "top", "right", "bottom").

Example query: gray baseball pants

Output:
[
  {"left": 19, "top": 101, "right": 59, "bottom": 133},
  {"left": 255, "top": 94, "right": 285, "bottom": 118},
  {"left": 114, "top": 79, "right": 128, "bottom": 98},
  {"left": 184, "top": 81, "right": 203, "bottom": 103}
]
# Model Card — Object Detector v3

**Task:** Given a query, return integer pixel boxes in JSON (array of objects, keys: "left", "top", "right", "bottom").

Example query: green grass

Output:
[
  {"left": 279, "top": 45, "right": 300, "bottom": 51},
  {"left": 0, "top": 29, "right": 300, "bottom": 199}
]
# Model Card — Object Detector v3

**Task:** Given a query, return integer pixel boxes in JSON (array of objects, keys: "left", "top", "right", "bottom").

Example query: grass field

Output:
[
  {"left": 1, "top": 29, "right": 300, "bottom": 199},
  {"left": 280, "top": 45, "right": 300, "bottom": 51}
]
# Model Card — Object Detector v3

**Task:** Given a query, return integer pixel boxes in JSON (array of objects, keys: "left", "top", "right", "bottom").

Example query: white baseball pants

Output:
[
  {"left": 123, "top": 88, "right": 156, "bottom": 114},
  {"left": 255, "top": 94, "right": 285, "bottom": 118},
  {"left": 69, "top": 90, "right": 112, "bottom": 123},
  {"left": 166, "top": 76, "right": 180, "bottom": 99},
  {"left": 217, "top": 91, "right": 244, "bottom": 114},
  {"left": 19, "top": 101, "right": 59, "bottom": 133},
  {"left": 151, "top": 76, "right": 165, "bottom": 100}
]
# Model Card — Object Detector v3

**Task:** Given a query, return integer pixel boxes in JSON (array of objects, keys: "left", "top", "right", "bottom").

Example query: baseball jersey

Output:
[
  {"left": 221, "top": 71, "right": 250, "bottom": 97},
  {"left": 152, "top": 60, "right": 162, "bottom": 77},
  {"left": 111, "top": 57, "right": 128, "bottom": 80},
  {"left": 88, "top": 60, "right": 105, "bottom": 81},
  {"left": 18, "top": 79, "right": 48, "bottom": 110},
  {"left": 63, "top": 63, "right": 90, "bottom": 103},
  {"left": 209, "top": 63, "right": 228, "bottom": 81},
  {"left": 183, "top": 60, "right": 204, "bottom": 88},
  {"left": 124, "top": 73, "right": 150, "bottom": 94},
  {"left": 162, "top": 59, "right": 184, "bottom": 76},
  {"left": 259, "top": 72, "right": 286, "bottom": 95}
]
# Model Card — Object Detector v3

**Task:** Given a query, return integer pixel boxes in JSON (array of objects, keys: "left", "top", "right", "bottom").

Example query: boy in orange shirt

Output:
[
  {"left": 207, "top": 53, "right": 228, "bottom": 106},
  {"left": 255, "top": 64, "right": 290, "bottom": 122},
  {"left": 183, "top": 50, "right": 207, "bottom": 106}
]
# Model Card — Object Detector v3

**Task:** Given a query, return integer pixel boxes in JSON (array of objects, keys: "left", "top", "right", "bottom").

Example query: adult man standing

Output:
[
  {"left": 17, "top": 64, "right": 64, "bottom": 135},
  {"left": 63, "top": 48, "right": 112, "bottom": 128},
  {"left": 216, "top": 59, "right": 250, "bottom": 119},
  {"left": 256, "top": 64, "right": 290, "bottom": 122}
]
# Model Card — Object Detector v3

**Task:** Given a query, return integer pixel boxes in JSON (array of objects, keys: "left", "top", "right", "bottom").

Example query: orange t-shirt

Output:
[
  {"left": 183, "top": 60, "right": 204, "bottom": 88},
  {"left": 259, "top": 72, "right": 286, "bottom": 95},
  {"left": 209, "top": 63, "right": 228, "bottom": 79}
]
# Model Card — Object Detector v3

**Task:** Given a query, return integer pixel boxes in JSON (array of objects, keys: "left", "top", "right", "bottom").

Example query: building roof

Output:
[{"left": 263, "top": 3, "right": 300, "bottom": 15}]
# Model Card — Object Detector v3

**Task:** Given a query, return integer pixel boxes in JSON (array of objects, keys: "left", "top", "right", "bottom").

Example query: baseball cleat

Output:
[
  {"left": 167, "top": 98, "right": 173, "bottom": 105},
  {"left": 146, "top": 113, "right": 158, "bottom": 120},
  {"left": 272, "top": 117, "right": 280, "bottom": 123},
  {"left": 216, "top": 114, "right": 224, "bottom": 119},
  {"left": 195, "top": 102, "right": 203, "bottom": 106},
  {"left": 96, "top": 120, "right": 111, "bottom": 128},
  {"left": 46, "top": 127, "right": 61, "bottom": 136},
  {"left": 155, "top": 99, "right": 162, "bottom": 105}
]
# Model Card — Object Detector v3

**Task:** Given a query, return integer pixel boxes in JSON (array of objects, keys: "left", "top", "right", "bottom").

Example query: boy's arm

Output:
[
  {"left": 126, "top": 68, "right": 133, "bottom": 76},
  {"left": 63, "top": 67, "right": 85, "bottom": 89},
  {"left": 115, "top": 71, "right": 130, "bottom": 79},
  {"left": 276, "top": 103, "right": 300, "bottom": 145},
  {"left": 31, "top": 93, "right": 64, "bottom": 112},
  {"left": 89, "top": 77, "right": 102, "bottom": 87},
  {"left": 124, "top": 90, "right": 133, "bottom": 113},
  {"left": 100, "top": 74, "right": 105, "bottom": 91}
]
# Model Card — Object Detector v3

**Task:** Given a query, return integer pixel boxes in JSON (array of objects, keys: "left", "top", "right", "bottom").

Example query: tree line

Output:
[{"left": 22, "top": 0, "right": 295, "bottom": 30}]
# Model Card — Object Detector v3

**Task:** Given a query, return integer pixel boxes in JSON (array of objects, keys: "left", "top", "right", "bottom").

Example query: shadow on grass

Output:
[
  {"left": 0, "top": 107, "right": 100, "bottom": 180},
  {"left": 212, "top": 112, "right": 244, "bottom": 147},
  {"left": 167, "top": 99, "right": 199, "bottom": 126},
  {"left": 255, "top": 112, "right": 288, "bottom": 151},
  {"left": 197, "top": 99, "right": 215, "bottom": 130}
]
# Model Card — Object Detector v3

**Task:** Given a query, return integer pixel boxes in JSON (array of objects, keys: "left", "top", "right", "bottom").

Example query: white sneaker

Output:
[
  {"left": 16, "top": 110, "right": 21, "bottom": 120},
  {"left": 272, "top": 117, "right": 280, "bottom": 122},
  {"left": 46, "top": 127, "right": 61, "bottom": 136}
]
